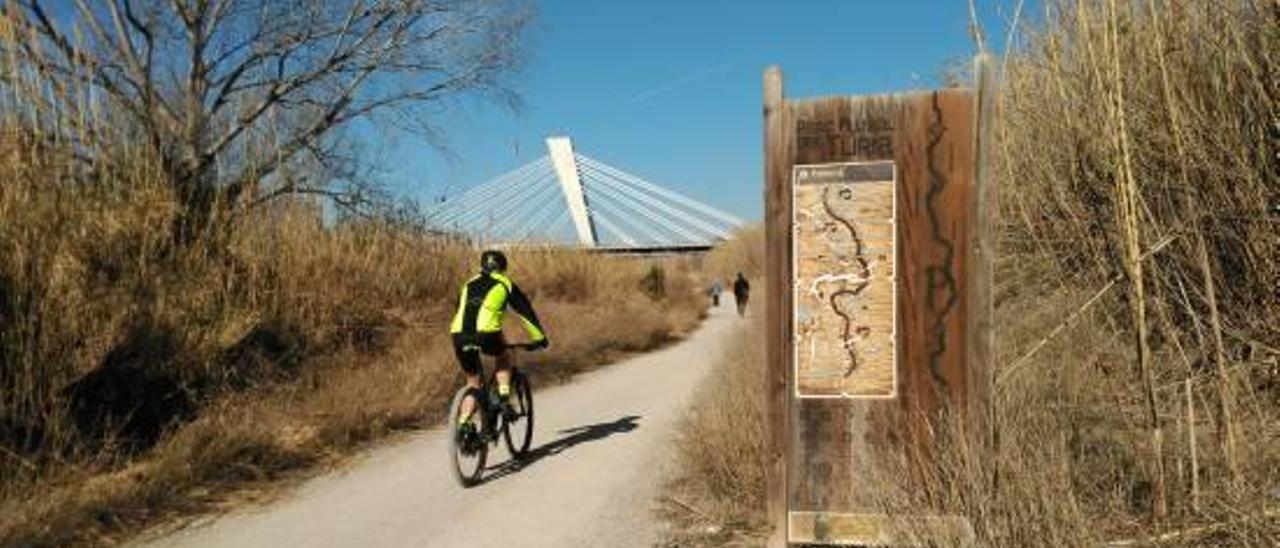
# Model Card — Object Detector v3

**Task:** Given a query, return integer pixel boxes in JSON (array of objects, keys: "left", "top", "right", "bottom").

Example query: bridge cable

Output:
[
  {"left": 513, "top": 189, "right": 570, "bottom": 242},
  {"left": 427, "top": 157, "right": 549, "bottom": 223},
  {"left": 484, "top": 175, "right": 563, "bottom": 240},
  {"left": 451, "top": 157, "right": 552, "bottom": 210},
  {"left": 589, "top": 210, "right": 638, "bottom": 247},
  {"left": 497, "top": 178, "right": 563, "bottom": 240},
  {"left": 548, "top": 208, "right": 575, "bottom": 244},
  {"left": 579, "top": 168, "right": 699, "bottom": 242},
  {"left": 448, "top": 166, "right": 557, "bottom": 233},
  {"left": 580, "top": 169, "right": 709, "bottom": 244},
  {"left": 579, "top": 166, "right": 714, "bottom": 243},
  {"left": 504, "top": 190, "right": 574, "bottom": 246},
  {"left": 467, "top": 170, "right": 560, "bottom": 239},
  {"left": 586, "top": 194, "right": 657, "bottom": 245},
  {"left": 579, "top": 163, "right": 729, "bottom": 240},
  {"left": 430, "top": 158, "right": 554, "bottom": 227},
  {"left": 432, "top": 162, "right": 555, "bottom": 230},
  {"left": 582, "top": 187, "right": 669, "bottom": 244},
  {"left": 523, "top": 204, "right": 570, "bottom": 244},
  {"left": 577, "top": 154, "right": 744, "bottom": 228},
  {"left": 588, "top": 194, "right": 666, "bottom": 245}
]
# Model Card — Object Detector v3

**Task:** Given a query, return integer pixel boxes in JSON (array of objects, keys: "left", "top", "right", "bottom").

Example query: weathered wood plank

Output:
[
  {"left": 766, "top": 61, "right": 990, "bottom": 546},
  {"left": 968, "top": 53, "right": 998, "bottom": 496},
  {"left": 893, "top": 89, "right": 973, "bottom": 475},
  {"left": 763, "top": 65, "right": 790, "bottom": 548}
]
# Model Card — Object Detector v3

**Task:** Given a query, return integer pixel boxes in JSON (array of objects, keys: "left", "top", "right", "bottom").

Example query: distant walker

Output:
[{"left": 733, "top": 273, "right": 750, "bottom": 317}]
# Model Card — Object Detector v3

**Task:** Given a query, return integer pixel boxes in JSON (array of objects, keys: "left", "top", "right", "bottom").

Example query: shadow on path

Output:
[{"left": 478, "top": 415, "right": 642, "bottom": 485}]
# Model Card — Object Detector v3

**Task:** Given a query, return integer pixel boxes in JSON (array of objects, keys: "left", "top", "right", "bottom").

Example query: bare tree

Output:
[{"left": 0, "top": 0, "right": 530, "bottom": 235}]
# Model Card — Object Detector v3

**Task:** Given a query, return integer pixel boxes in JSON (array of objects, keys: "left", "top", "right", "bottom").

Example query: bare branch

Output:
[{"left": 2, "top": 0, "right": 532, "bottom": 219}]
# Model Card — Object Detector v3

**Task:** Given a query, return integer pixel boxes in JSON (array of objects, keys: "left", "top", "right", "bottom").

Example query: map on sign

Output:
[{"left": 792, "top": 161, "right": 897, "bottom": 398}]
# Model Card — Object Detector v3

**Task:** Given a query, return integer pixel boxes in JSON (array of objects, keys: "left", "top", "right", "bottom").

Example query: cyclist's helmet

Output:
[{"left": 480, "top": 249, "right": 508, "bottom": 273}]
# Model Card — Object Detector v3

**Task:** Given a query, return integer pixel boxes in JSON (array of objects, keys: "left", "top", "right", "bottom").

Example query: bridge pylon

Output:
[{"left": 546, "top": 137, "right": 598, "bottom": 247}]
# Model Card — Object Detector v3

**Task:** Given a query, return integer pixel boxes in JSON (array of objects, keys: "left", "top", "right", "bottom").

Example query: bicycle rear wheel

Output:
[
  {"left": 502, "top": 370, "right": 534, "bottom": 458},
  {"left": 448, "top": 385, "right": 487, "bottom": 487}
]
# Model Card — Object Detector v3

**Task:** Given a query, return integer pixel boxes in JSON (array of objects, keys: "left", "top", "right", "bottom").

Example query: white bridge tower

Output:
[{"left": 546, "top": 137, "right": 598, "bottom": 246}]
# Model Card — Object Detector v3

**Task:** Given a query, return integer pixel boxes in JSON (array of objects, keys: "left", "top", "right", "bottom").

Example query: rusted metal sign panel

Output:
[{"left": 764, "top": 57, "right": 995, "bottom": 547}]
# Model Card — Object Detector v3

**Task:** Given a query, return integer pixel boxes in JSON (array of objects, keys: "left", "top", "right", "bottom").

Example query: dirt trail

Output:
[{"left": 136, "top": 304, "right": 737, "bottom": 548}]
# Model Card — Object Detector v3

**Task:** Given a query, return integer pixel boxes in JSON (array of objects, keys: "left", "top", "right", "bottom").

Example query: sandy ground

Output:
[{"left": 134, "top": 304, "right": 738, "bottom": 548}]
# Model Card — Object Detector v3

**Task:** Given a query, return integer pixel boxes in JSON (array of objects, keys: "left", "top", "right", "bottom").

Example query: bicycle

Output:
[{"left": 448, "top": 343, "right": 539, "bottom": 487}]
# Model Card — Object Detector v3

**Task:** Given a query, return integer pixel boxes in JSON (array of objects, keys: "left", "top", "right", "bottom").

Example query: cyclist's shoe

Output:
[
  {"left": 457, "top": 422, "right": 481, "bottom": 455},
  {"left": 498, "top": 395, "right": 519, "bottom": 421}
]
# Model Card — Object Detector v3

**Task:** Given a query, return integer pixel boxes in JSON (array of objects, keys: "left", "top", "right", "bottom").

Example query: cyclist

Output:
[{"left": 450, "top": 250, "right": 548, "bottom": 435}]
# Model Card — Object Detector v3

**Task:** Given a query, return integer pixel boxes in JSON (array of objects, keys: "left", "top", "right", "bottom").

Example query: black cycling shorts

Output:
[{"left": 451, "top": 332, "right": 506, "bottom": 376}]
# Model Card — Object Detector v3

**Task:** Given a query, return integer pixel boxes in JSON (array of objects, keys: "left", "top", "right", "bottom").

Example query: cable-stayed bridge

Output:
[{"left": 425, "top": 137, "right": 743, "bottom": 253}]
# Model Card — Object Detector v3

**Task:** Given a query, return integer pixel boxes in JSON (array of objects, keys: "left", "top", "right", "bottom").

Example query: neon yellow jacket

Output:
[{"left": 449, "top": 271, "right": 546, "bottom": 340}]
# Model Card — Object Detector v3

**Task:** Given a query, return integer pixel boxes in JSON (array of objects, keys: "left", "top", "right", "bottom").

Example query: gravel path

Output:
[{"left": 136, "top": 305, "right": 737, "bottom": 548}]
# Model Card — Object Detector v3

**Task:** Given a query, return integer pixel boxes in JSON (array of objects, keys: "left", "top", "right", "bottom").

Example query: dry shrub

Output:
[
  {"left": 666, "top": 1, "right": 1277, "bottom": 545},
  {"left": 704, "top": 224, "right": 765, "bottom": 282},
  {"left": 0, "top": 3, "right": 704, "bottom": 544},
  {"left": 664, "top": 312, "right": 769, "bottom": 546},
  {"left": 0, "top": 105, "right": 704, "bottom": 548},
  {"left": 978, "top": 0, "right": 1278, "bottom": 544},
  {"left": 870, "top": 1, "right": 1278, "bottom": 544},
  {"left": 0, "top": 187, "right": 704, "bottom": 547}
]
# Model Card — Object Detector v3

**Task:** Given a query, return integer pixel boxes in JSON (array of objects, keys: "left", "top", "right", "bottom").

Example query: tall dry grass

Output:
[
  {"left": 703, "top": 224, "right": 765, "bottom": 283},
  {"left": 980, "top": 0, "right": 1278, "bottom": 543},
  {"left": 0, "top": 152, "right": 703, "bottom": 546},
  {"left": 0, "top": 46, "right": 703, "bottom": 548},
  {"left": 665, "top": 1, "right": 1277, "bottom": 545},
  {"left": 663, "top": 311, "right": 769, "bottom": 547}
]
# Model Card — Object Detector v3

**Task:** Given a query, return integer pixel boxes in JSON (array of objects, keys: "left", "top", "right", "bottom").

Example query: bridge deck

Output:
[{"left": 589, "top": 244, "right": 712, "bottom": 255}]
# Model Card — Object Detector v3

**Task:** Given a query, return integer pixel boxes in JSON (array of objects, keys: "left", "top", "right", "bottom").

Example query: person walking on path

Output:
[
  {"left": 732, "top": 273, "right": 750, "bottom": 317},
  {"left": 708, "top": 279, "right": 723, "bottom": 307}
]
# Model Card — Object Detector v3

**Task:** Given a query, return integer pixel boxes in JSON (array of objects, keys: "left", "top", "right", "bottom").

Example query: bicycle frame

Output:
[
  {"left": 461, "top": 343, "right": 539, "bottom": 440},
  {"left": 450, "top": 343, "right": 541, "bottom": 486}
]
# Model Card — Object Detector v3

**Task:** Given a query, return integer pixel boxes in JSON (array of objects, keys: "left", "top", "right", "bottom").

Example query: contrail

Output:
[{"left": 626, "top": 56, "right": 750, "bottom": 105}]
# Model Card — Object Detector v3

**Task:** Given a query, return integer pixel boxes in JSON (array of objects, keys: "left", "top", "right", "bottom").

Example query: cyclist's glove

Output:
[{"left": 532, "top": 338, "right": 550, "bottom": 350}]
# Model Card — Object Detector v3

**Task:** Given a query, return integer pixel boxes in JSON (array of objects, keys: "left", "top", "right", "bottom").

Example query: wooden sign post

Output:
[{"left": 764, "top": 56, "right": 996, "bottom": 547}]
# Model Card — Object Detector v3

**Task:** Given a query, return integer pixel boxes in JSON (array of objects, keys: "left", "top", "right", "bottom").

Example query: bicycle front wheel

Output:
[
  {"left": 502, "top": 371, "right": 534, "bottom": 458},
  {"left": 448, "top": 385, "right": 487, "bottom": 487}
]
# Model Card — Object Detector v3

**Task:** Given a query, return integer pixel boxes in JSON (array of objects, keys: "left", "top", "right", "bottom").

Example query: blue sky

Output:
[{"left": 378, "top": 0, "right": 1032, "bottom": 221}]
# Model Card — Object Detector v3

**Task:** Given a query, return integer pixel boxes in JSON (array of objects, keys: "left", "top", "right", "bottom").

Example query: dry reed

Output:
[
  {"left": 0, "top": 20, "right": 703, "bottom": 548},
  {"left": 666, "top": 0, "right": 1277, "bottom": 545},
  {"left": 663, "top": 311, "right": 769, "bottom": 547},
  {"left": 703, "top": 224, "right": 766, "bottom": 283}
]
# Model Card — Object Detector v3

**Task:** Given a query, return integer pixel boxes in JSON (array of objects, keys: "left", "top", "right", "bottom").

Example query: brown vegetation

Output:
[
  {"left": 981, "top": 0, "right": 1277, "bottom": 543},
  {"left": 0, "top": 154, "right": 703, "bottom": 546},
  {"left": 0, "top": 2, "right": 707, "bottom": 546},
  {"left": 662, "top": 312, "right": 768, "bottom": 547},
  {"left": 668, "top": 0, "right": 1277, "bottom": 545},
  {"left": 703, "top": 224, "right": 765, "bottom": 282},
  {"left": 0, "top": 162, "right": 702, "bottom": 546}
]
